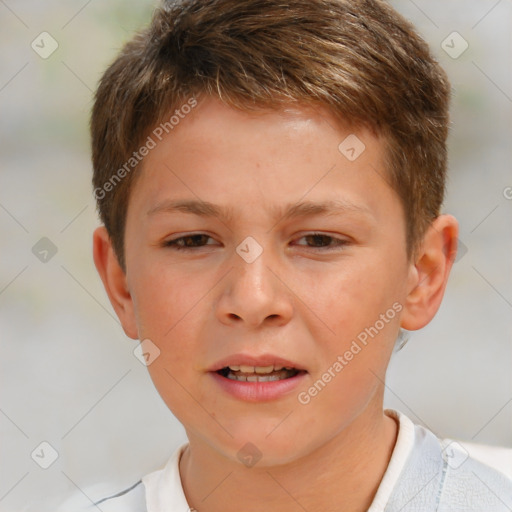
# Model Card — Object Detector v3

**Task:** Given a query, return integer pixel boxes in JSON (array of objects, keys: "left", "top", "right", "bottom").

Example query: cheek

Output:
[
  {"left": 131, "top": 264, "right": 213, "bottom": 401},
  {"left": 302, "top": 256, "right": 404, "bottom": 398},
  {"left": 132, "top": 261, "right": 209, "bottom": 339},
  {"left": 309, "top": 259, "right": 401, "bottom": 337}
]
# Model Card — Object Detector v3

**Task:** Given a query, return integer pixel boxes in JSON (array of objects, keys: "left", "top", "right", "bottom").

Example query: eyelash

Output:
[{"left": 164, "top": 233, "right": 348, "bottom": 251}]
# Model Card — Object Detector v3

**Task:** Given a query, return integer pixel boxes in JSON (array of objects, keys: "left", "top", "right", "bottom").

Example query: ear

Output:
[
  {"left": 93, "top": 226, "right": 138, "bottom": 339},
  {"left": 400, "top": 214, "right": 459, "bottom": 331}
]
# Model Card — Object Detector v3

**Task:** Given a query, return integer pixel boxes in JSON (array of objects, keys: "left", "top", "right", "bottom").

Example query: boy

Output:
[{"left": 84, "top": 0, "right": 512, "bottom": 510}]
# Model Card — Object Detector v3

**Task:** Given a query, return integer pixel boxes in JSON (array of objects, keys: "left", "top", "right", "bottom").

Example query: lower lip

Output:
[{"left": 209, "top": 371, "right": 307, "bottom": 402}]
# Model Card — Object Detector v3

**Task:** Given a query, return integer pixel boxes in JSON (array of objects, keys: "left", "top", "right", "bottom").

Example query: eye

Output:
[
  {"left": 164, "top": 234, "right": 218, "bottom": 250},
  {"left": 294, "top": 233, "right": 348, "bottom": 250}
]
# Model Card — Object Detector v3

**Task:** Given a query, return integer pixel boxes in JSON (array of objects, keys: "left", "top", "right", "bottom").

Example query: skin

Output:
[{"left": 94, "top": 97, "right": 458, "bottom": 512}]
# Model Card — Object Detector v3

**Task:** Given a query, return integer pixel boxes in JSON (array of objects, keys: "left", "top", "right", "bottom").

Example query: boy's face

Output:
[{"left": 118, "top": 98, "right": 417, "bottom": 464}]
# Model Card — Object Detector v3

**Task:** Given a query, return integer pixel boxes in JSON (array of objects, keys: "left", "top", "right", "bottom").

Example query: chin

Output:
[{"left": 211, "top": 427, "right": 318, "bottom": 469}]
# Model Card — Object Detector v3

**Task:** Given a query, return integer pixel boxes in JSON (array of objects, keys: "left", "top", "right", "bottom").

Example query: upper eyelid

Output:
[
  {"left": 165, "top": 233, "right": 218, "bottom": 245},
  {"left": 165, "top": 232, "right": 348, "bottom": 247},
  {"left": 293, "top": 234, "right": 349, "bottom": 249},
  {"left": 165, "top": 232, "right": 344, "bottom": 240}
]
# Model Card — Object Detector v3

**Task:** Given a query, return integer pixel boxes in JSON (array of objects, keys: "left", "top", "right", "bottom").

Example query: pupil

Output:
[
  {"left": 186, "top": 235, "right": 206, "bottom": 246},
  {"left": 308, "top": 234, "right": 328, "bottom": 246}
]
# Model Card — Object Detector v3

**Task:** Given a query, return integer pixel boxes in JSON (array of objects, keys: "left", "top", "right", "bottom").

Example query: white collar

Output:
[
  {"left": 367, "top": 409, "right": 416, "bottom": 511},
  {"left": 142, "top": 441, "right": 191, "bottom": 511}
]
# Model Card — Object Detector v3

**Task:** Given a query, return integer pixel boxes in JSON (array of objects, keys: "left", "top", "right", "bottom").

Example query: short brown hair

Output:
[{"left": 91, "top": 0, "right": 451, "bottom": 269}]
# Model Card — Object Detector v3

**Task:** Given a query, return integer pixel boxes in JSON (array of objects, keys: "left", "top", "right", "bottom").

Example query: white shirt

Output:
[{"left": 59, "top": 410, "right": 512, "bottom": 511}]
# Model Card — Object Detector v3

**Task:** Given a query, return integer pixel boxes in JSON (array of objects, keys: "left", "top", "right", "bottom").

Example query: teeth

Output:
[
  {"left": 227, "top": 373, "right": 283, "bottom": 382},
  {"left": 258, "top": 375, "right": 281, "bottom": 382},
  {"left": 225, "top": 368, "right": 298, "bottom": 382},
  {"left": 228, "top": 365, "right": 287, "bottom": 374},
  {"left": 255, "top": 366, "right": 274, "bottom": 374}
]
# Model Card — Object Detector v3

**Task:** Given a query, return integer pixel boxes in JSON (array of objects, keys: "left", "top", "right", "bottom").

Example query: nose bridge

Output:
[
  {"left": 237, "top": 251, "right": 272, "bottom": 297},
  {"left": 216, "top": 239, "right": 293, "bottom": 327},
  {"left": 234, "top": 234, "right": 275, "bottom": 290}
]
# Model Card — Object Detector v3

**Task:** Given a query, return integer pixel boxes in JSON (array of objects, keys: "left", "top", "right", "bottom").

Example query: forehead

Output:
[{"left": 129, "top": 97, "right": 397, "bottom": 222}]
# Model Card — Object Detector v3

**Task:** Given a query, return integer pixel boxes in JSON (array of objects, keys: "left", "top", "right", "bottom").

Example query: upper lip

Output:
[{"left": 209, "top": 353, "right": 307, "bottom": 372}]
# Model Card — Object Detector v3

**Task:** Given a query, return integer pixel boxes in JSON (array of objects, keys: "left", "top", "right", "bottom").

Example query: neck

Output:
[{"left": 180, "top": 406, "right": 398, "bottom": 512}]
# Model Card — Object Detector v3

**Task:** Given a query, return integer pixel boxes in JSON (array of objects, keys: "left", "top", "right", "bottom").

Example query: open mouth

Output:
[{"left": 216, "top": 365, "right": 304, "bottom": 382}]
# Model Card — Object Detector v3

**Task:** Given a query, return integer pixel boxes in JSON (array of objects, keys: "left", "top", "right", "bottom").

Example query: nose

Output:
[{"left": 215, "top": 250, "right": 294, "bottom": 329}]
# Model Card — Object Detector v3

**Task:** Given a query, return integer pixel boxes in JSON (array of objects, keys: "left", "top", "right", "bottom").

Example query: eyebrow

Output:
[{"left": 147, "top": 198, "right": 373, "bottom": 223}]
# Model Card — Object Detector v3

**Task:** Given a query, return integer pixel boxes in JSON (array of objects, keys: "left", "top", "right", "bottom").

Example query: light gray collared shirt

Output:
[{"left": 60, "top": 410, "right": 512, "bottom": 511}]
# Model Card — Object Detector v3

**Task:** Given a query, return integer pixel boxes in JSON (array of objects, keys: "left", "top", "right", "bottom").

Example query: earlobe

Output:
[
  {"left": 400, "top": 215, "right": 459, "bottom": 331},
  {"left": 92, "top": 227, "right": 139, "bottom": 339}
]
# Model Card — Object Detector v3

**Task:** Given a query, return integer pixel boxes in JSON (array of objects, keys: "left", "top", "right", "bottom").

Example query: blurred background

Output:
[{"left": 0, "top": 0, "right": 511, "bottom": 510}]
